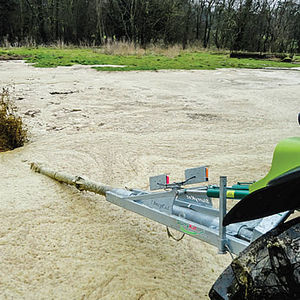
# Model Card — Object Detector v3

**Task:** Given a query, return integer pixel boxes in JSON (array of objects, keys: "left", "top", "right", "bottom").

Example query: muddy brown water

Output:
[{"left": 0, "top": 61, "right": 299, "bottom": 299}]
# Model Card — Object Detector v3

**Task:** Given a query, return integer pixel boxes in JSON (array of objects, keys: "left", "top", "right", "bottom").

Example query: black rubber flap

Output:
[{"left": 223, "top": 168, "right": 300, "bottom": 226}]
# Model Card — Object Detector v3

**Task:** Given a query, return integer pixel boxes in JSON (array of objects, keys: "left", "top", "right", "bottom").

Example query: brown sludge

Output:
[{"left": 0, "top": 61, "right": 299, "bottom": 299}]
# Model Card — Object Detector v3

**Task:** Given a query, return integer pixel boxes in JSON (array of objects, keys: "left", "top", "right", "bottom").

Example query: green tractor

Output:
[{"left": 210, "top": 116, "right": 300, "bottom": 299}]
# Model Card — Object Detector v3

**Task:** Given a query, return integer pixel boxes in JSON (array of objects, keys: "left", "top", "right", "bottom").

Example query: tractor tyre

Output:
[{"left": 209, "top": 216, "right": 300, "bottom": 300}]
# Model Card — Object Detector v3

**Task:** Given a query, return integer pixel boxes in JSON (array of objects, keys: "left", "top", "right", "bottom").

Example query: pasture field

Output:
[{"left": 0, "top": 47, "right": 299, "bottom": 71}]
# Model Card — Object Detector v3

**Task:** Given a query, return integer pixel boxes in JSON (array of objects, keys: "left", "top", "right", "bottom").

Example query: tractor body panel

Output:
[{"left": 250, "top": 137, "right": 300, "bottom": 192}]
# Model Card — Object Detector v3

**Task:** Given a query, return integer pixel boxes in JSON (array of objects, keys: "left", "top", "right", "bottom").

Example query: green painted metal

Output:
[
  {"left": 207, "top": 187, "right": 249, "bottom": 199},
  {"left": 249, "top": 137, "right": 300, "bottom": 193},
  {"left": 232, "top": 184, "right": 250, "bottom": 190}
]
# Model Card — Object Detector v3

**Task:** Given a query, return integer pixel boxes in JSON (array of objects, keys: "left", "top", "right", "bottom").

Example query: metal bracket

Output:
[
  {"left": 149, "top": 174, "right": 168, "bottom": 191},
  {"left": 185, "top": 166, "right": 208, "bottom": 184}
]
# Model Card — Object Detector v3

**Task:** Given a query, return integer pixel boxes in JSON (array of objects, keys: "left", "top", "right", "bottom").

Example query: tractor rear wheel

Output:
[{"left": 209, "top": 217, "right": 300, "bottom": 300}]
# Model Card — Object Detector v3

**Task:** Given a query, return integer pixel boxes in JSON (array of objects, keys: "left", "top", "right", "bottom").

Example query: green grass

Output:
[{"left": 0, "top": 47, "right": 298, "bottom": 71}]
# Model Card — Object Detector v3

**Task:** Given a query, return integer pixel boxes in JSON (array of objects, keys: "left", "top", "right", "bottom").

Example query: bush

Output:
[{"left": 0, "top": 88, "right": 28, "bottom": 151}]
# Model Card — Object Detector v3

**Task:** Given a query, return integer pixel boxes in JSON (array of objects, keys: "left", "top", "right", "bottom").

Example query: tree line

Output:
[{"left": 1, "top": 0, "right": 299, "bottom": 53}]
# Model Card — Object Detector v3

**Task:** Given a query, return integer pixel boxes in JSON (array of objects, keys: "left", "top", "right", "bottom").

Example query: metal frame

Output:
[
  {"left": 31, "top": 163, "right": 291, "bottom": 256},
  {"left": 106, "top": 174, "right": 291, "bottom": 255},
  {"left": 106, "top": 187, "right": 249, "bottom": 255}
]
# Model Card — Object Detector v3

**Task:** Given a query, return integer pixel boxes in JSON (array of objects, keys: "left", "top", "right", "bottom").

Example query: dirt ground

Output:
[{"left": 0, "top": 61, "right": 299, "bottom": 299}]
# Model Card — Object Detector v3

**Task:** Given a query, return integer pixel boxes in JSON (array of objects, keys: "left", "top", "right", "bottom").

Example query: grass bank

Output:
[
  {"left": 0, "top": 47, "right": 299, "bottom": 71},
  {"left": 0, "top": 88, "right": 27, "bottom": 152}
]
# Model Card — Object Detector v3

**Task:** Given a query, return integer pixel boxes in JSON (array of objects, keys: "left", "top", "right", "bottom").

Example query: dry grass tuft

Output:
[
  {"left": 146, "top": 44, "right": 183, "bottom": 58},
  {"left": 100, "top": 39, "right": 146, "bottom": 56},
  {"left": 0, "top": 88, "right": 28, "bottom": 152},
  {"left": 98, "top": 40, "right": 187, "bottom": 57},
  {"left": 97, "top": 40, "right": 222, "bottom": 58}
]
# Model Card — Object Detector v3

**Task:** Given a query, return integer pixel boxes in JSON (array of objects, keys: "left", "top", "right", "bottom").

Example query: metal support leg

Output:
[{"left": 219, "top": 176, "right": 227, "bottom": 254}]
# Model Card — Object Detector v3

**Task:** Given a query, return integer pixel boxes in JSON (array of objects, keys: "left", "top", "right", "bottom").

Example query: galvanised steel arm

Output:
[
  {"left": 31, "top": 163, "right": 251, "bottom": 254},
  {"left": 31, "top": 163, "right": 289, "bottom": 255},
  {"left": 105, "top": 190, "right": 249, "bottom": 254}
]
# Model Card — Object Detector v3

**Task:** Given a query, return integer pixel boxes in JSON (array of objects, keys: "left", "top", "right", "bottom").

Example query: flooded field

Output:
[{"left": 0, "top": 61, "right": 299, "bottom": 299}]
